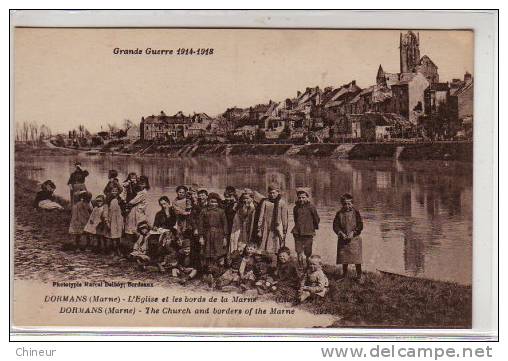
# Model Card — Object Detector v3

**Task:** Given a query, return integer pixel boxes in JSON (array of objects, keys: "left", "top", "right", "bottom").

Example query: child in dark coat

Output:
[
  {"left": 198, "top": 192, "right": 229, "bottom": 288},
  {"left": 291, "top": 188, "right": 320, "bottom": 269},
  {"left": 272, "top": 247, "right": 300, "bottom": 302}
]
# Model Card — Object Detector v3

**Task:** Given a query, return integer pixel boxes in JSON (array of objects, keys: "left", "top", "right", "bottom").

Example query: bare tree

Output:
[
  {"left": 77, "top": 124, "right": 86, "bottom": 139},
  {"left": 28, "top": 121, "right": 39, "bottom": 146},
  {"left": 107, "top": 123, "right": 119, "bottom": 133},
  {"left": 123, "top": 119, "right": 133, "bottom": 131}
]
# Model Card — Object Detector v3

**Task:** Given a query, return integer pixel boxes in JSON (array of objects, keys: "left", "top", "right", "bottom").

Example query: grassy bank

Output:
[{"left": 14, "top": 168, "right": 472, "bottom": 328}]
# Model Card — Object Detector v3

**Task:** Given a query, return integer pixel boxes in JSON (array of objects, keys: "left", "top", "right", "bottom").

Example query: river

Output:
[{"left": 19, "top": 155, "right": 472, "bottom": 285}]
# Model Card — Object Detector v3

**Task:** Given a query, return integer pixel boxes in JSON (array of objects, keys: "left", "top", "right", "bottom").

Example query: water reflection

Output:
[{"left": 19, "top": 155, "right": 472, "bottom": 285}]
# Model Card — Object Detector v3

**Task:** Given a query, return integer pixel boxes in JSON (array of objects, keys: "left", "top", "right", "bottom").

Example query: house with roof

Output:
[
  {"left": 140, "top": 110, "right": 193, "bottom": 141},
  {"left": 390, "top": 72, "right": 429, "bottom": 124}
]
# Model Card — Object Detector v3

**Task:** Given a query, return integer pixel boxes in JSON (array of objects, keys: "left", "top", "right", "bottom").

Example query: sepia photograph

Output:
[{"left": 12, "top": 25, "right": 475, "bottom": 330}]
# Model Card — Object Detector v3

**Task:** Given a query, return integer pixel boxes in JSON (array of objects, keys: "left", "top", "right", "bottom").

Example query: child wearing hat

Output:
[
  {"left": 84, "top": 194, "right": 109, "bottom": 253},
  {"left": 291, "top": 188, "right": 320, "bottom": 269},
  {"left": 130, "top": 221, "right": 152, "bottom": 267}
]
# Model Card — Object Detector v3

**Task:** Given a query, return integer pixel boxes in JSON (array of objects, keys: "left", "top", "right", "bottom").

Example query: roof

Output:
[
  {"left": 429, "top": 83, "right": 450, "bottom": 92},
  {"left": 450, "top": 80, "right": 473, "bottom": 96},
  {"left": 361, "top": 112, "right": 410, "bottom": 127},
  {"left": 142, "top": 111, "right": 193, "bottom": 125},
  {"left": 418, "top": 55, "right": 438, "bottom": 69}
]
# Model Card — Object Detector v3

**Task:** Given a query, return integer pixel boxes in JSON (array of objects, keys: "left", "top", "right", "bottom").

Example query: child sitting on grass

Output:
[
  {"left": 254, "top": 260, "right": 276, "bottom": 294},
  {"left": 34, "top": 180, "right": 64, "bottom": 210},
  {"left": 215, "top": 243, "right": 258, "bottom": 291},
  {"left": 68, "top": 191, "right": 92, "bottom": 250},
  {"left": 130, "top": 221, "right": 152, "bottom": 269},
  {"left": 272, "top": 246, "right": 300, "bottom": 301},
  {"left": 171, "top": 238, "right": 198, "bottom": 285},
  {"left": 297, "top": 255, "right": 329, "bottom": 304}
]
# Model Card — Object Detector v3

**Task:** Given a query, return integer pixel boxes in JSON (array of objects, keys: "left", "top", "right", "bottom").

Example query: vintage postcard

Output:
[{"left": 12, "top": 26, "right": 474, "bottom": 330}]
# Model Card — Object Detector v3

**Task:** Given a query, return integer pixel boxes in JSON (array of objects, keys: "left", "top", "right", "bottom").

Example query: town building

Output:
[{"left": 140, "top": 111, "right": 193, "bottom": 141}]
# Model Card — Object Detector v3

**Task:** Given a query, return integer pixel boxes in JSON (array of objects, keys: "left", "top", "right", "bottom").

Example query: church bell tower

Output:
[{"left": 399, "top": 31, "right": 420, "bottom": 73}]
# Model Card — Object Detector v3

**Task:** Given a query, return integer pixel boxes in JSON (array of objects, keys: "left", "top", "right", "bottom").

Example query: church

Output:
[{"left": 374, "top": 31, "right": 440, "bottom": 124}]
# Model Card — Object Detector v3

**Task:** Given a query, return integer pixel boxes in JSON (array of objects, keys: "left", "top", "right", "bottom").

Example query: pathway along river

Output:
[{"left": 19, "top": 155, "right": 472, "bottom": 285}]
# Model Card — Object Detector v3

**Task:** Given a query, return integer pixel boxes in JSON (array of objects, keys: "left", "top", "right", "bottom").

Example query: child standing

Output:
[
  {"left": 124, "top": 175, "right": 149, "bottom": 249},
  {"left": 103, "top": 169, "right": 120, "bottom": 198},
  {"left": 68, "top": 191, "right": 92, "bottom": 250},
  {"left": 173, "top": 185, "right": 191, "bottom": 234},
  {"left": 291, "top": 188, "right": 320, "bottom": 269},
  {"left": 333, "top": 193, "right": 364, "bottom": 283},
  {"left": 105, "top": 184, "right": 125, "bottom": 257},
  {"left": 122, "top": 172, "right": 138, "bottom": 203},
  {"left": 297, "top": 255, "right": 329, "bottom": 304},
  {"left": 230, "top": 193, "right": 256, "bottom": 253},
  {"left": 84, "top": 194, "right": 109, "bottom": 253},
  {"left": 222, "top": 186, "right": 238, "bottom": 239},
  {"left": 257, "top": 184, "right": 289, "bottom": 264},
  {"left": 198, "top": 192, "right": 229, "bottom": 288}
]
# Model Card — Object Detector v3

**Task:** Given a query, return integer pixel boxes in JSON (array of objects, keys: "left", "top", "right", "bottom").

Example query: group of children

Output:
[{"left": 35, "top": 163, "right": 365, "bottom": 304}]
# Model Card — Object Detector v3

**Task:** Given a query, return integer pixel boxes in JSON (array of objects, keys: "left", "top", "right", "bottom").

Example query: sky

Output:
[{"left": 14, "top": 28, "right": 474, "bottom": 133}]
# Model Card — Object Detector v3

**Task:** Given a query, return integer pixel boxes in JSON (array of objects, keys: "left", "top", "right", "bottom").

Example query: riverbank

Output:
[
  {"left": 14, "top": 167, "right": 472, "bottom": 327},
  {"left": 124, "top": 141, "right": 473, "bottom": 162},
  {"left": 15, "top": 140, "right": 473, "bottom": 162}
]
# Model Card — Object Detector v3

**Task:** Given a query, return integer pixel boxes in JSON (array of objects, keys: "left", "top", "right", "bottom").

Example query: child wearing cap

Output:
[
  {"left": 297, "top": 255, "right": 329, "bottom": 304},
  {"left": 68, "top": 191, "right": 92, "bottom": 250},
  {"left": 84, "top": 194, "right": 109, "bottom": 253},
  {"left": 291, "top": 188, "right": 320, "bottom": 269},
  {"left": 230, "top": 192, "right": 257, "bottom": 253},
  {"left": 198, "top": 192, "right": 229, "bottom": 288}
]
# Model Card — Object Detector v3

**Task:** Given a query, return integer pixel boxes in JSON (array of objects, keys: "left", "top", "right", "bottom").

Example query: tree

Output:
[
  {"left": 123, "top": 119, "right": 133, "bottom": 131},
  {"left": 107, "top": 123, "right": 118, "bottom": 133}
]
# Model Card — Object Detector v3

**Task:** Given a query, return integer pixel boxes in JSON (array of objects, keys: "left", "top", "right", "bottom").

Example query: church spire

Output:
[{"left": 376, "top": 64, "right": 386, "bottom": 86}]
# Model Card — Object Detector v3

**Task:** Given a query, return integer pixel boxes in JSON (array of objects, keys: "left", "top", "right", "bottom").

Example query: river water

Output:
[{"left": 20, "top": 155, "right": 472, "bottom": 285}]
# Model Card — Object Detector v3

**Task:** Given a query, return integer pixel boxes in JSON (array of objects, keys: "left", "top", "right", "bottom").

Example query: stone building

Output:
[{"left": 140, "top": 111, "right": 193, "bottom": 141}]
